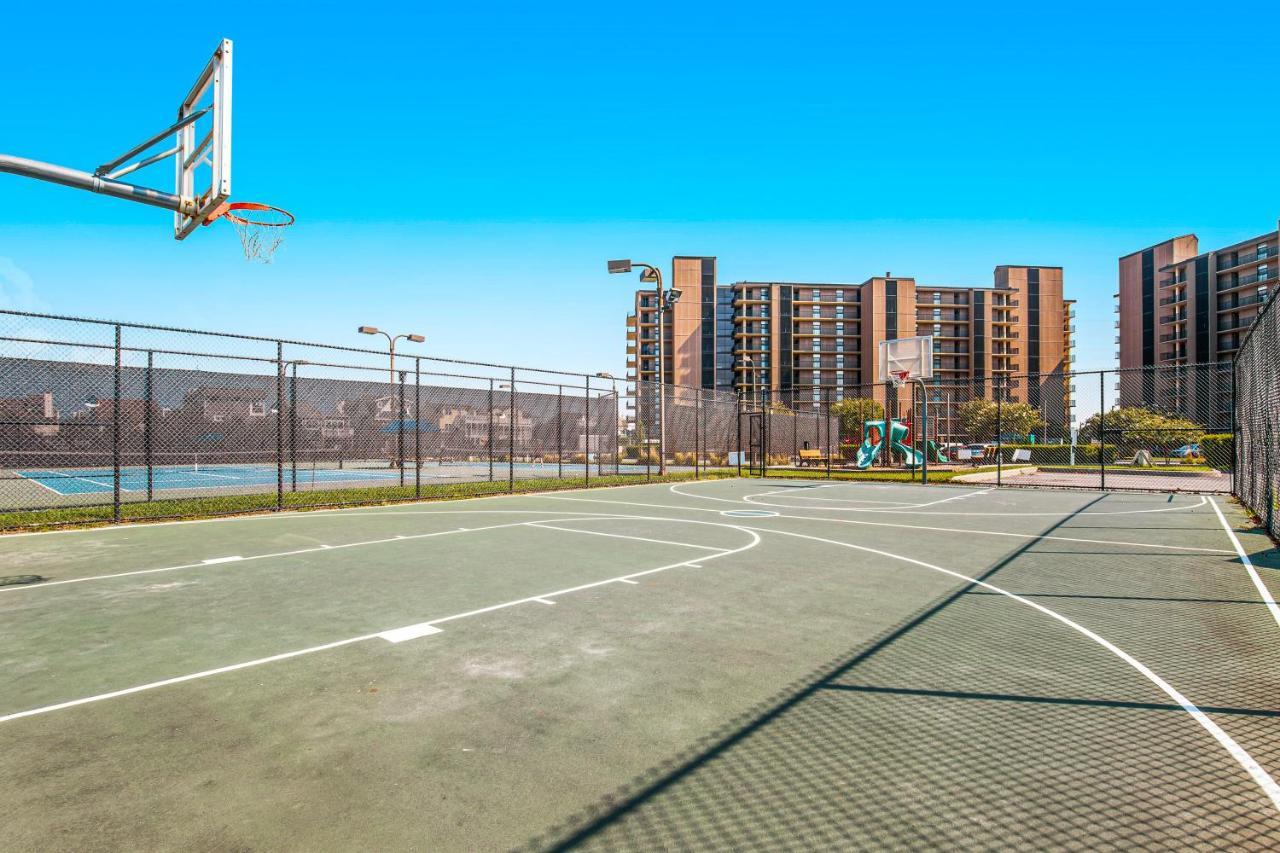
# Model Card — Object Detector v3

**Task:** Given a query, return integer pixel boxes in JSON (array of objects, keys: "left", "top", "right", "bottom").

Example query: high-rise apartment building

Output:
[
  {"left": 1118, "top": 225, "right": 1277, "bottom": 368},
  {"left": 625, "top": 257, "right": 1075, "bottom": 431},
  {"left": 1116, "top": 224, "right": 1276, "bottom": 417}
]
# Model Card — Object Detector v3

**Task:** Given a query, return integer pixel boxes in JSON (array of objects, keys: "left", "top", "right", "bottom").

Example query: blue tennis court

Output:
[{"left": 18, "top": 464, "right": 403, "bottom": 496}]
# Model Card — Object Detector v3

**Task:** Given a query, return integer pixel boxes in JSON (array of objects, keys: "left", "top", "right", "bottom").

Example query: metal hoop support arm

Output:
[{"left": 0, "top": 154, "right": 197, "bottom": 215}]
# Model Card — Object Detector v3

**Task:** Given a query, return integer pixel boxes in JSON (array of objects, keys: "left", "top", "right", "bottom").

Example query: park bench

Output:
[{"left": 797, "top": 449, "right": 828, "bottom": 467}]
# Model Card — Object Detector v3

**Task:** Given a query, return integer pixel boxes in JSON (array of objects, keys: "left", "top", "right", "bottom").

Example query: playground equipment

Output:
[{"left": 854, "top": 419, "right": 925, "bottom": 469}]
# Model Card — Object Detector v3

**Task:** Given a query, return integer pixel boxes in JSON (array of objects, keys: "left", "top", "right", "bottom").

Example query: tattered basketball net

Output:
[
  {"left": 889, "top": 370, "right": 911, "bottom": 389},
  {"left": 206, "top": 202, "right": 295, "bottom": 263}
]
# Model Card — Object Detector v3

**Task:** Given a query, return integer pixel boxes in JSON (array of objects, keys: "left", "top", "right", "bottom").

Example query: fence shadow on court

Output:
[{"left": 523, "top": 497, "right": 1280, "bottom": 850}]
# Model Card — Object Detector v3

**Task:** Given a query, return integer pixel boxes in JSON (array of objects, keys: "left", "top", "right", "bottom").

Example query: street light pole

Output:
[
  {"left": 357, "top": 326, "right": 425, "bottom": 385},
  {"left": 607, "top": 260, "right": 680, "bottom": 476}
]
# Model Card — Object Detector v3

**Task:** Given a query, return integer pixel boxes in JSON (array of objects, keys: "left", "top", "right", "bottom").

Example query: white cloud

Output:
[{"left": 0, "top": 257, "right": 47, "bottom": 311}]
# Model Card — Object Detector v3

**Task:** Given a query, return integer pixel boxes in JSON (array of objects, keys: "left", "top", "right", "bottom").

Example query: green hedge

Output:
[
  {"left": 998, "top": 443, "right": 1118, "bottom": 464},
  {"left": 1200, "top": 433, "right": 1233, "bottom": 471}
]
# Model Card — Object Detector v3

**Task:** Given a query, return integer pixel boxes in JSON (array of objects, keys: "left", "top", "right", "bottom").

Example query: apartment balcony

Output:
[
  {"left": 732, "top": 295, "right": 769, "bottom": 306},
  {"left": 916, "top": 312, "right": 969, "bottom": 323},
  {"left": 1220, "top": 292, "right": 1270, "bottom": 310},
  {"left": 1159, "top": 332, "right": 1187, "bottom": 343},
  {"left": 796, "top": 359, "right": 860, "bottom": 370},
  {"left": 1215, "top": 247, "right": 1273, "bottom": 272},
  {"left": 915, "top": 297, "right": 971, "bottom": 307},
  {"left": 794, "top": 296, "right": 857, "bottom": 305},
  {"left": 1159, "top": 311, "right": 1187, "bottom": 324},
  {"left": 1218, "top": 270, "right": 1273, "bottom": 292},
  {"left": 991, "top": 330, "right": 1020, "bottom": 340},
  {"left": 1158, "top": 277, "right": 1186, "bottom": 289},
  {"left": 991, "top": 347, "right": 1020, "bottom": 356},
  {"left": 732, "top": 310, "right": 770, "bottom": 320},
  {"left": 1217, "top": 317, "right": 1255, "bottom": 333},
  {"left": 1159, "top": 293, "right": 1188, "bottom": 306},
  {"left": 990, "top": 299, "right": 1020, "bottom": 308}
]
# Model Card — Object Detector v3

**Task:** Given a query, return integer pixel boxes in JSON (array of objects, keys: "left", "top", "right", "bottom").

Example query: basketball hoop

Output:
[
  {"left": 890, "top": 370, "right": 911, "bottom": 389},
  {"left": 206, "top": 201, "right": 295, "bottom": 263}
]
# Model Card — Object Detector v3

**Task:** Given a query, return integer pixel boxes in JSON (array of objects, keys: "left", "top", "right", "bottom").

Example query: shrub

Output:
[
  {"left": 1199, "top": 434, "right": 1233, "bottom": 471},
  {"left": 999, "top": 443, "right": 1118, "bottom": 464}
]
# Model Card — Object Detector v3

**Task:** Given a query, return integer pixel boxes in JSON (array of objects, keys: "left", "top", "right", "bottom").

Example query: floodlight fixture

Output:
[{"left": 607, "top": 259, "right": 633, "bottom": 274}]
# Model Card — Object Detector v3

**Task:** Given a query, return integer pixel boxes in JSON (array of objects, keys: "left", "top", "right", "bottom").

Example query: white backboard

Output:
[
  {"left": 878, "top": 335, "right": 934, "bottom": 383},
  {"left": 174, "top": 39, "right": 232, "bottom": 239}
]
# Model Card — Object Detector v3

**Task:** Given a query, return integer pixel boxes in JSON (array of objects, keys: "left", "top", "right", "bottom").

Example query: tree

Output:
[
  {"left": 830, "top": 397, "right": 883, "bottom": 436},
  {"left": 1077, "top": 406, "right": 1203, "bottom": 447},
  {"left": 956, "top": 399, "right": 1044, "bottom": 441}
]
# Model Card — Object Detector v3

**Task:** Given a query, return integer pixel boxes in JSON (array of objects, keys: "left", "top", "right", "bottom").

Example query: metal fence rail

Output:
[
  {"left": 0, "top": 310, "right": 622, "bottom": 529},
  {"left": 626, "top": 363, "right": 1233, "bottom": 494},
  {"left": 1233, "top": 290, "right": 1279, "bottom": 538}
]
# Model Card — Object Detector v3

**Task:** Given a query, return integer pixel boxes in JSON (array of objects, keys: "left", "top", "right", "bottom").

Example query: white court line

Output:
[
  {"left": 728, "top": 523, "right": 1280, "bottom": 814},
  {"left": 679, "top": 481, "right": 1213, "bottom": 516},
  {"left": 0, "top": 634, "right": 380, "bottom": 724},
  {"left": 0, "top": 516, "right": 626, "bottom": 594},
  {"left": 19, "top": 469, "right": 132, "bottom": 493},
  {"left": 201, "top": 556, "right": 243, "bottom": 565},
  {"left": 525, "top": 522, "right": 731, "bottom": 553},
  {"left": 185, "top": 470, "right": 243, "bottom": 480},
  {"left": 14, "top": 471, "right": 63, "bottom": 495},
  {"left": 0, "top": 521, "right": 761, "bottom": 725},
  {"left": 1210, "top": 497, "right": 1280, "bottom": 630},
  {"left": 536, "top": 495, "right": 1232, "bottom": 554}
]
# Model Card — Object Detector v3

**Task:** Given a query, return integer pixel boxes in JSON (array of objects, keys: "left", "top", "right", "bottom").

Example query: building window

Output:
[
  {"left": 811, "top": 307, "right": 821, "bottom": 318},
  {"left": 933, "top": 323, "right": 941, "bottom": 335},
  {"left": 812, "top": 340, "right": 821, "bottom": 352},
  {"left": 812, "top": 389, "right": 822, "bottom": 402},
  {"left": 835, "top": 341, "right": 844, "bottom": 352},
  {"left": 835, "top": 388, "right": 844, "bottom": 401},
  {"left": 933, "top": 308, "right": 941, "bottom": 320},
  {"left": 1260, "top": 264, "right": 1270, "bottom": 281},
  {"left": 811, "top": 289, "right": 821, "bottom": 301},
  {"left": 933, "top": 293, "right": 941, "bottom": 304},
  {"left": 836, "top": 307, "right": 844, "bottom": 319},
  {"left": 835, "top": 290, "right": 844, "bottom": 302},
  {"left": 1259, "top": 243, "right": 1271, "bottom": 259},
  {"left": 812, "top": 355, "right": 821, "bottom": 368},
  {"left": 835, "top": 370, "right": 843, "bottom": 384},
  {"left": 836, "top": 354, "right": 844, "bottom": 366},
  {"left": 812, "top": 322, "right": 820, "bottom": 334}
]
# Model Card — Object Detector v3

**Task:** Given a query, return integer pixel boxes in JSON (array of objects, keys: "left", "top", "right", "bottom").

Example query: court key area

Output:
[{"left": 1, "top": 478, "right": 1278, "bottom": 850}]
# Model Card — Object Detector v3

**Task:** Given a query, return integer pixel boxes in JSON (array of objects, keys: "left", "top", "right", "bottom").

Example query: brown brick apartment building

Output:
[
  {"left": 1116, "top": 224, "right": 1276, "bottom": 415},
  {"left": 625, "top": 257, "right": 1075, "bottom": 428}
]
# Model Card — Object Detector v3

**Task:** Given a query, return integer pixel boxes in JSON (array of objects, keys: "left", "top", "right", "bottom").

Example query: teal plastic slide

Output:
[
  {"left": 854, "top": 420, "right": 886, "bottom": 469},
  {"left": 855, "top": 419, "right": 926, "bottom": 469},
  {"left": 926, "top": 440, "right": 948, "bottom": 463}
]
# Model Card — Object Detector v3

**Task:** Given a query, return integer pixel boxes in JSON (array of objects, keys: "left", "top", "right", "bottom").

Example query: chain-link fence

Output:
[
  {"left": 0, "top": 310, "right": 622, "bottom": 529},
  {"left": 1233, "top": 290, "right": 1278, "bottom": 538},
  {"left": 626, "top": 363, "right": 1233, "bottom": 493}
]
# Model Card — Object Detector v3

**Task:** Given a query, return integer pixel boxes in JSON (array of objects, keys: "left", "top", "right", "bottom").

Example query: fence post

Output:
[
  {"left": 488, "top": 378, "right": 494, "bottom": 482},
  {"left": 1098, "top": 371, "right": 1107, "bottom": 491},
  {"left": 793, "top": 403, "right": 798, "bottom": 466},
  {"left": 584, "top": 375, "right": 591, "bottom": 489},
  {"left": 1230, "top": 360, "right": 1237, "bottom": 496},
  {"left": 736, "top": 392, "right": 743, "bottom": 478},
  {"left": 415, "top": 359, "right": 421, "bottom": 499},
  {"left": 508, "top": 367, "right": 515, "bottom": 493},
  {"left": 112, "top": 325, "right": 122, "bottom": 522},
  {"left": 825, "top": 388, "right": 832, "bottom": 480},
  {"left": 995, "top": 378, "right": 1002, "bottom": 487},
  {"left": 921, "top": 380, "right": 928, "bottom": 486},
  {"left": 276, "top": 342, "right": 285, "bottom": 511},
  {"left": 144, "top": 349, "right": 154, "bottom": 502},
  {"left": 289, "top": 362, "right": 298, "bottom": 492},
  {"left": 694, "top": 388, "right": 701, "bottom": 478},
  {"left": 557, "top": 385, "right": 563, "bottom": 480},
  {"left": 397, "top": 372, "right": 406, "bottom": 488}
]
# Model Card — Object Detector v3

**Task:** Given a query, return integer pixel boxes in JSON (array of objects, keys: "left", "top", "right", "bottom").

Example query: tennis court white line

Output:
[
  {"left": 14, "top": 472, "right": 63, "bottom": 494},
  {"left": 525, "top": 522, "right": 732, "bottom": 552},
  {"left": 186, "top": 470, "right": 243, "bottom": 480},
  {"left": 0, "top": 522, "right": 761, "bottom": 725},
  {"left": 1209, "top": 497, "right": 1280, "bottom": 631},
  {"left": 734, "top": 523, "right": 1280, "bottom": 813},
  {"left": 20, "top": 469, "right": 133, "bottom": 493},
  {"left": 0, "top": 516, "right": 627, "bottom": 594},
  {"left": 536, "top": 494, "right": 1234, "bottom": 554}
]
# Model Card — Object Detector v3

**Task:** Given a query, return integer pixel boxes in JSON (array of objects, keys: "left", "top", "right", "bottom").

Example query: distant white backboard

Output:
[{"left": 878, "top": 335, "right": 934, "bottom": 383}]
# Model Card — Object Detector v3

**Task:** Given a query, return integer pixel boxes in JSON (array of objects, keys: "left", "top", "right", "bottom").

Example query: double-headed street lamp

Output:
[
  {"left": 357, "top": 326, "right": 425, "bottom": 385},
  {"left": 608, "top": 260, "right": 680, "bottom": 475}
]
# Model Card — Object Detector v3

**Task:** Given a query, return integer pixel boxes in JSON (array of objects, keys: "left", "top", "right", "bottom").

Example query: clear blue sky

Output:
[{"left": 2, "top": 1, "right": 1277, "bottom": 387}]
